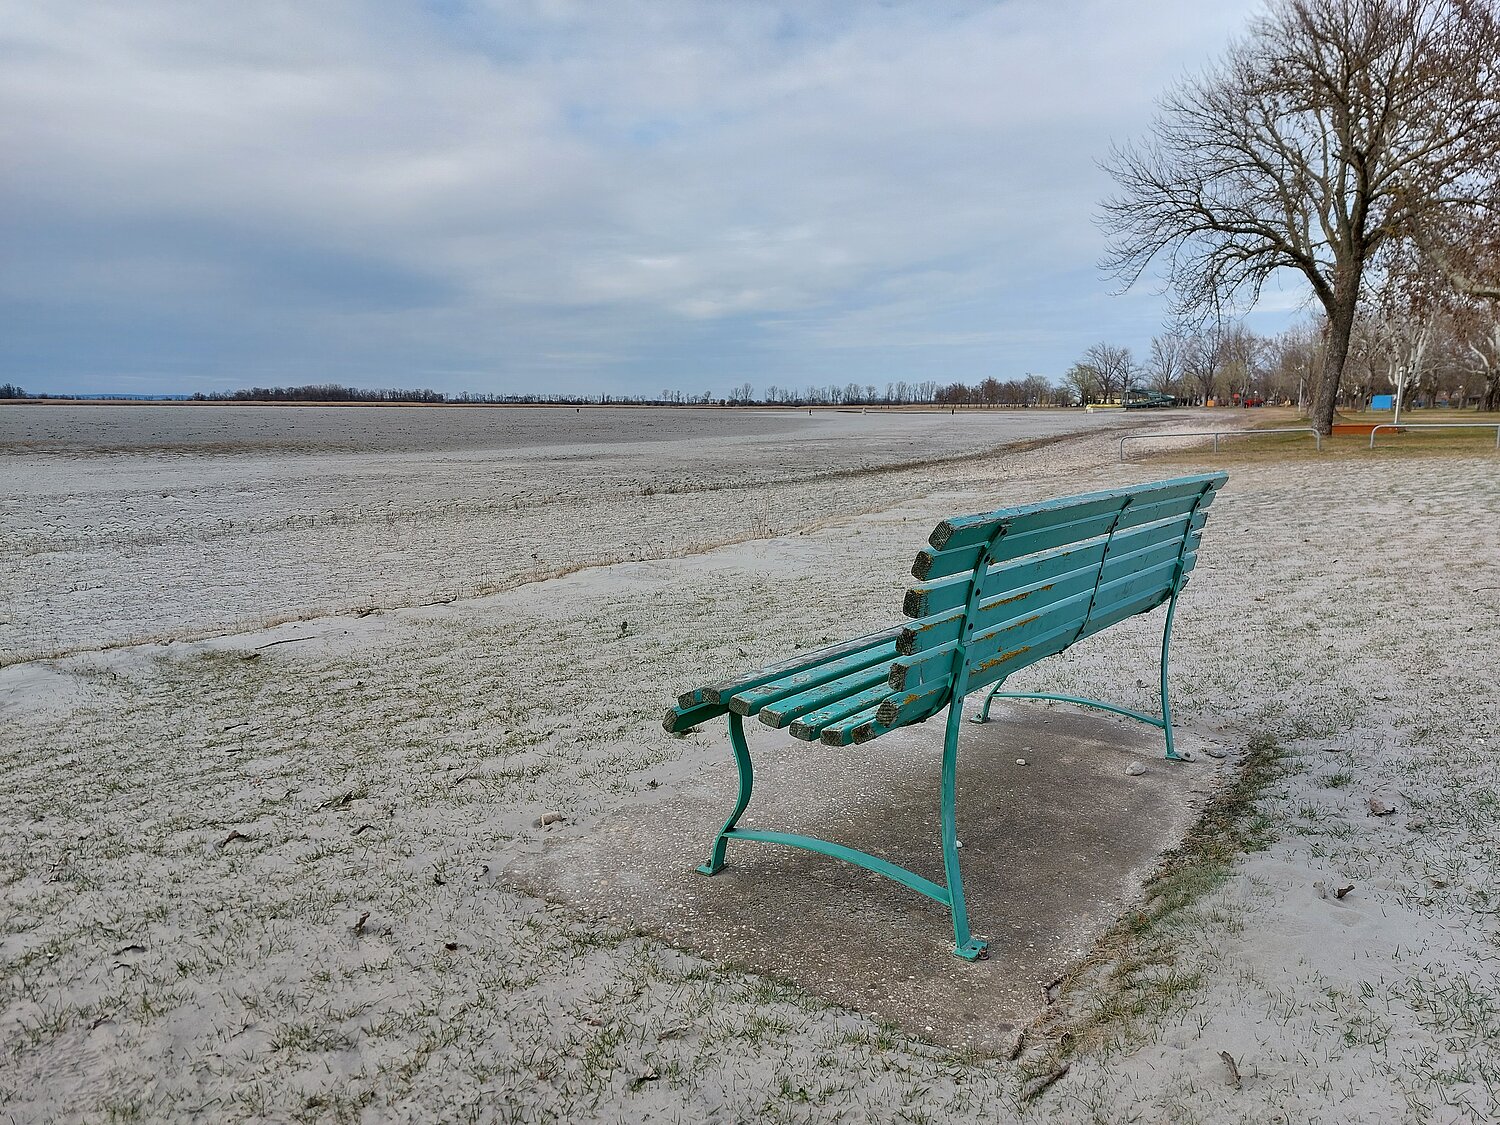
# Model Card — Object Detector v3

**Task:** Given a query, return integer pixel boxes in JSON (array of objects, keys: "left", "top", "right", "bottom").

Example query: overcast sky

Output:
[{"left": 2, "top": 0, "right": 1306, "bottom": 397}]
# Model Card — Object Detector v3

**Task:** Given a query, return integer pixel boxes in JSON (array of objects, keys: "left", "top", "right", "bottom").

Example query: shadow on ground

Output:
[{"left": 506, "top": 703, "right": 1221, "bottom": 1053}]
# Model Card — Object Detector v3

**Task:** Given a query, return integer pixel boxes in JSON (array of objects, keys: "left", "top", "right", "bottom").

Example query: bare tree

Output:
[
  {"left": 1407, "top": 178, "right": 1500, "bottom": 301},
  {"left": 1182, "top": 331, "right": 1227, "bottom": 406},
  {"left": 1266, "top": 322, "right": 1324, "bottom": 408},
  {"left": 1080, "top": 343, "right": 1135, "bottom": 403},
  {"left": 1147, "top": 334, "right": 1188, "bottom": 397},
  {"left": 1101, "top": 0, "right": 1500, "bottom": 434},
  {"left": 1218, "top": 323, "right": 1264, "bottom": 404},
  {"left": 1455, "top": 300, "right": 1500, "bottom": 410},
  {"left": 1061, "top": 363, "right": 1100, "bottom": 405}
]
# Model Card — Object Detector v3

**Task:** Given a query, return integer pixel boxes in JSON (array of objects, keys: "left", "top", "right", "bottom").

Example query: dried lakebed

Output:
[
  {"left": 2, "top": 410, "right": 1495, "bottom": 1123},
  {"left": 2, "top": 405, "right": 1121, "bottom": 663}
]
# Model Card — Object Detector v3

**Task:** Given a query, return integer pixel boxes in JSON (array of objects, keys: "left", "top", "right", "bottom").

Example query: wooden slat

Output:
[
  {"left": 905, "top": 508, "right": 1205, "bottom": 621},
  {"left": 816, "top": 702, "right": 888, "bottom": 747},
  {"left": 727, "top": 640, "right": 899, "bottom": 715},
  {"left": 899, "top": 561, "right": 1102, "bottom": 658},
  {"left": 683, "top": 624, "right": 901, "bottom": 709},
  {"left": 758, "top": 662, "right": 896, "bottom": 727},
  {"left": 957, "top": 553, "right": 1192, "bottom": 681},
  {"left": 902, "top": 521, "right": 1201, "bottom": 657},
  {"left": 906, "top": 538, "right": 1105, "bottom": 621},
  {"left": 906, "top": 507, "right": 1212, "bottom": 621},
  {"left": 913, "top": 490, "right": 1215, "bottom": 581},
  {"left": 870, "top": 589, "right": 1171, "bottom": 733},
  {"left": 959, "top": 583, "right": 1176, "bottom": 698},
  {"left": 890, "top": 589, "right": 1090, "bottom": 692},
  {"left": 787, "top": 683, "right": 897, "bottom": 740},
  {"left": 926, "top": 473, "right": 1223, "bottom": 553},
  {"left": 663, "top": 700, "right": 727, "bottom": 734},
  {"left": 890, "top": 553, "right": 1192, "bottom": 690}
]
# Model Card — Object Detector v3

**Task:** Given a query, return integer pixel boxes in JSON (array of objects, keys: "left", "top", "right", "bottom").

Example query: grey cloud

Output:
[{"left": 1, "top": 0, "right": 1272, "bottom": 393}]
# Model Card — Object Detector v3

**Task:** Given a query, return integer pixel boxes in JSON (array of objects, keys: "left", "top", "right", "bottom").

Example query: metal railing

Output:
[
  {"left": 1119, "top": 427, "right": 1322, "bottom": 462},
  {"left": 1369, "top": 422, "right": 1500, "bottom": 449}
]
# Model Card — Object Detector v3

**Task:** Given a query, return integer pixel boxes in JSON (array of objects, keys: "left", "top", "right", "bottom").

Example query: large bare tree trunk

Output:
[{"left": 1311, "top": 287, "right": 1360, "bottom": 434}]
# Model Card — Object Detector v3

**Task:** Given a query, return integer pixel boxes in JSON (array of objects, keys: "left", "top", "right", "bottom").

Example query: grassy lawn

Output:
[{"left": 1136, "top": 407, "right": 1500, "bottom": 465}]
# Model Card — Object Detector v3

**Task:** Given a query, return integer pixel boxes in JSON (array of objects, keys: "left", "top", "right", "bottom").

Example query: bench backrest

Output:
[{"left": 879, "top": 473, "right": 1227, "bottom": 728}]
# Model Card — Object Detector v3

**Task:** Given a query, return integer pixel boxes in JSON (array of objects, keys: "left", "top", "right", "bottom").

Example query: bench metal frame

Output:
[
  {"left": 1368, "top": 422, "right": 1500, "bottom": 449},
  {"left": 1119, "top": 427, "right": 1321, "bottom": 461},
  {"left": 694, "top": 480, "right": 1217, "bottom": 960}
]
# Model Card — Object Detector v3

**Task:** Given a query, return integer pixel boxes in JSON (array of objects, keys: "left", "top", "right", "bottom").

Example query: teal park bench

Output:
[{"left": 663, "top": 472, "right": 1228, "bottom": 960}]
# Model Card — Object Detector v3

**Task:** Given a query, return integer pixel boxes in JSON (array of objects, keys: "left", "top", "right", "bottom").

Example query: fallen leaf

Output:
[
  {"left": 217, "top": 830, "right": 247, "bottom": 849},
  {"left": 353, "top": 911, "right": 371, "bottom": 935},
  {"left": 1335, "top": 884, "right": 1355, "bottom": 899}
]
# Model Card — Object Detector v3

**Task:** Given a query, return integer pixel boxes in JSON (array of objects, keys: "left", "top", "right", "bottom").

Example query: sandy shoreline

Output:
[
  {"left": 2, "top": 406, "right": 1135, "bottom": 663},
  {"left": 3, "top": 414, "right": 1496, "bottom": 1122}
]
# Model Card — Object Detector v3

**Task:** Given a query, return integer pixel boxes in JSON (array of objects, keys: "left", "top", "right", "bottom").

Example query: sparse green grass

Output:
[{"left": 1023, "top": 732, "right": 1289, "bottom": 1076}]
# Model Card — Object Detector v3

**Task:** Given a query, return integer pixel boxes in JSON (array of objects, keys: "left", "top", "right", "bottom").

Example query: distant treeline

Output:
[
  {"left": 195, "top": 384, "right": 449, "bottom": 403},
  {"left": 4, "top": 377, "right": 1096, "bottom": 407},
  {"left": 185, "top": 377, "right": 1075, "bottom": 407}
]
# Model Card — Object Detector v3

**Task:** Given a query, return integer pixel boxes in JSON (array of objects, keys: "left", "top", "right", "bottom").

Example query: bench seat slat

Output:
[
  {"left": 678, "top": 624, "right": 901, "bottom": 710},
  {"left": 663, "top": 699, "right": 730, "bottom": 734},
  {"left": 757, "top": 662, "right": 897, "bottom": 727},
  {"left": 727, "top": 640, "right": 899, "bottom": 715},
  {"left": 816, "top": 702, "right": 891, "bottom": 747},
  {"left": 788, "top": 683, "right": 898, "bottom": 740}
]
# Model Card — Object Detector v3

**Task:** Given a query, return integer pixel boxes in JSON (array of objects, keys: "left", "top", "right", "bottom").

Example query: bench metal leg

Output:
[
  {"left": 968, "top": 591, "right": 1188, "bottom": 761},
  {"left": 695, "top": 705, "right": 987, "bottom": 961},
  {"left": 969, "top": 675, "right": 1009, "bottom": 724},
  {"left": 942, "top": 700, "right": 988, "bottom": 961},
  {"left": 696, "top": 712, "right": 754, "bottom": 876},
  {"left": 1159, "top": 587, "right": 1186, "bottom": 761}
]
